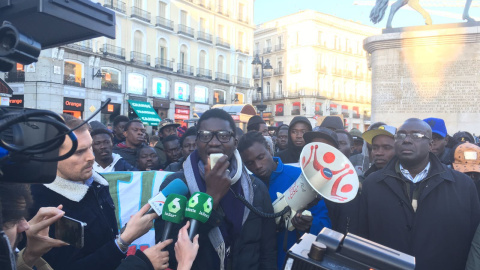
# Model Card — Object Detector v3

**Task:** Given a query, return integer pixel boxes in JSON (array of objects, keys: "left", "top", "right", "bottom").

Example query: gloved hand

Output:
[{"left": 291, "top": 212, "right": 313, "bottom": 232}]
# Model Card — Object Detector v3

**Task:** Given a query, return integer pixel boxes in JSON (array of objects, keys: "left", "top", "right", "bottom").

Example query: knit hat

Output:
[
  {"left": 452, "top": 142, "right": 480, "bottom": 173},
  {"left": 247, "top": 115, "right": 266, "bottom": 130},
  {"left": 303, "top": 126, "right": 339, "bottom": 148},
  {"left": 320, "top": 116, "right": 344, "bottom": 130}
]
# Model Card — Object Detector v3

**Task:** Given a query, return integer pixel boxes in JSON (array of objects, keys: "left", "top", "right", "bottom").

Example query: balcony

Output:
[
  {"left": 66, "top": 41, "right": 92, "bottom": 52},
  {"left": 178, "top": 24, "right": 194, "bottom": 38},
  {"left": 177, "top": 64, "right": 194, "bottom": 76},
  {"left": 101, "top": 82, "right": 122, "bottom": 93},
  {"left": 275, "top": 92, "right": 283, "bottom": 99},
  {"left": 4, "top": 71, "right": 25, "bottom": 83},
  {"left": 100, "top": 44, "right": 125, "bottom": 59},
  {"left": 215, "top": 72, "right": 229, "bottom": 83},
  {"left": 236, "top": 46, "right": 249, "bottom": 54},
  {"left": 155, "top": 58, "right": 173, "bottom": 71},
  {"left": 290, "top": 66, "right": 301, "bottom": 73},
  {"left": 263, "top": 47, "right": 272, "bottom": 54},
  {"left": 197, "top": 68, "right": 212, "bottom": 79},
  {"left": 130, "top": 51, "right": 151, "bottom": 66},
  {"left": 156, "top": 17, "right": 174, "bottom": 31},
  {"left": 263, "top": 70, "right": 272, "bottom": 77},
  {"left": 236, "top": 76, "right": 250, "bottom": 87},
  {"left": 131, "top": 6, "right": 150, "bottom": 23},
  {"left": 285, "top": 92, "right": 299, "bottom": 98},
  {"left": 273, "top": 68, "right": 284, "bottom": 76},
  {"left": 216, "top": 37, "right": 230, "bottom": 49},
  {"left": 196, "top": 0, "right": 211, "bottom": 9},
  {"left": 238, "top": 16, "right": 249, "bottom": 24},
  {"left": 253, "top": 50, "right": 260, "bottom": 56},
  {"left": 197, "top": 31, "right": 212, "bottom": 43},
  {"left": 104, "top": 0, "right": 126, "bottom": 13},
  {"left": 275, "top": 44, "right": 284, "bottom": 51},
  {"left": 217, "top": 6, "right": 230, "bottom": 17},
  {"left": 253, "top": 72, "right": 260, "bottom": 79},
  {"left": 63, "top": 75, "right": 85, "bottom": 88}
]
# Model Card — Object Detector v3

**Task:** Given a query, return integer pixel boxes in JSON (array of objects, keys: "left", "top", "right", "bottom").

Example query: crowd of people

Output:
[{"left": 4, "top": 109, "right": 480, "bottom": 270}]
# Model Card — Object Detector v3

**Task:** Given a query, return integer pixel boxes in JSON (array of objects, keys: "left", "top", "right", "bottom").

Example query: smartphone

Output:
[
  {"left": 54, "top": 216, "right": 87, "bottom": 249},
  {"left": 210, "top": 153, "right": 224, "bottom": 169}
]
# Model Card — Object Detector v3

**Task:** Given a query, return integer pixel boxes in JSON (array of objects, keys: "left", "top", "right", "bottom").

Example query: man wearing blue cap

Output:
[{"left": 423, "top": 117, "right": 452, "bottom": 165}]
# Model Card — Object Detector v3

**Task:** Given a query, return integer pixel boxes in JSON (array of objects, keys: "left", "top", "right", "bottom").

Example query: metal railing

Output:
[
  {"left": 217, "top": 6, "right": 230, "bottom": 17},
  {"left": 215, "top": 72, "right": 229, "bottom": 83},
  {"left": 101, "top": 44, "right": 125, "bottom": 59},
  {"left": 275, "top": 92, "right": 283, "bottom": 99},
  {"left": 66, "top": 41, "right": 92, "bottom": 52},
  {"left": 155, "top": 16, "right": 174, "bottom": 30},
  {"left": 4, "top": 71, "right": 25, "bottom": 82},
  {"left": 63, "top": 75, "right": 85, "bottom": 88},
  {"left": 197, "top": 68, "right": 212, "bottom": 79},
  {"left": 130, "top": 51, "right": 151, "bottom": 65},
  {"left": 275, "top": 44, "right": 284, "bottom": 51},
  {"left": 131, "top": 6, "right": 151, "bottom": 23},
  {"left": 197, "top": 31, "right": 212, "bottom": 43},
  {"left": 101, "top": 82, "right": 122, "bottom": 92},
  {"left": 263, "top": 47, "right": 272, "bottom": 54},
  {"left": 104, "top": 0, "right": 126, "bottom": 13},
  {"left": 177, "top": 63, "right": 194, "bottom": 76},
  {"left": 236, "top": 76, "right": 250, "bottom": 87},
  {"left": 155, "top": 58, "right": 173, "bottom": 71},
  {"left": 263, "top": 70, "right": 272, "bottom": 77},
  {"left": 178, "top": 24, "right": 194, "bottom": 37},
  {"left": 236, "top": 46, "right": 249, "bottom": 54},
  {"left": 274, "top": 68, "right": 284, "bottom": 75},
  {"left": 216, "top": 37, "right": 230, "bottom": 49},
  {"left": 253, "top": 72, "right": 260, "bottom": 79}
]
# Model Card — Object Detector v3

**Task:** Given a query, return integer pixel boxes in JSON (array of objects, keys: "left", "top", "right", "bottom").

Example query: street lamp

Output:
[{"left": 251, "top": 54, "right": 273, "bottom": 117}]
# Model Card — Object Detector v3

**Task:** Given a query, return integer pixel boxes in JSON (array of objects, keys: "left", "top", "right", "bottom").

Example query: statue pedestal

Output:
[{"left": 364, "top": 23, "right": 480, "bottom": 133}]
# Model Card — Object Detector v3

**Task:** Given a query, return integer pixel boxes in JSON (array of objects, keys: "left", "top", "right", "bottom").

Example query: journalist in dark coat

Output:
[{"left": 359, "top": 119, "right": 480, "bottom": 270}]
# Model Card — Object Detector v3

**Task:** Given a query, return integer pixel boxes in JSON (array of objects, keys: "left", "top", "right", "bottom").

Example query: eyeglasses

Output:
[
  {"left": 394, "top": 133, "right": 431, "bottom": 141},
  {"left": 197, "top": 130, "right": 234, "bottom": 143}
]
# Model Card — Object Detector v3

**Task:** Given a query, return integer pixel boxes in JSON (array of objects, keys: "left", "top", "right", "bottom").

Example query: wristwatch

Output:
[{"left": 116, "top": 235, "right": 130, "bottom": 252}]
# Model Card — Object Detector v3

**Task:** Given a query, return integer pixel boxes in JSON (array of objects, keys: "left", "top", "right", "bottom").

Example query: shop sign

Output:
[
  {"left": 275, "top": 103, "right": 284, "bottom": 116},
  {"left": 9, "top": 95, "right": 24, "bottom": 107},
  {"left": 64, "top": 97, "right": 84, "bottom": 111},
  {"left": 174, "top": 114, "right": 189, "bottom": 120},
  {"left": 153, "top": 78, "right": 168, "bottom": 98}
]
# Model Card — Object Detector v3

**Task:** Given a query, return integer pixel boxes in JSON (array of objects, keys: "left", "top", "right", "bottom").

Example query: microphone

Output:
[
  {"left": 185, "top": 192, "right": 213, "bottom": 240},
  {"left": 146, "top": 178, "right": 188, "bottom": 215},
  {"left": 160, "top": 194, "right": 187, "bottom": 242}
]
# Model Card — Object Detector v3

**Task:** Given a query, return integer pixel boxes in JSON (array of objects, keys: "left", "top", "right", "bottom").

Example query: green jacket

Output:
[{"left": 154, "top": 141, "right": 167, "bottom": 169}]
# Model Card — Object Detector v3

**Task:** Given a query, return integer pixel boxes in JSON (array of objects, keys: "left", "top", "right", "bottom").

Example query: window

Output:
[
  {"left": 234, "top": 92, "right": 244, "bottom": 104},
  {"left": 200, "top": 17, "right": 206, "bottom": 32},
  {"left": 180, "top": 45, "right": 188, "bottom": 66},
  {"left": 237, "top": 60, "right": 244, "bottom": 77},
  {"left": 255, "top": 42, "right": 259, "bottom": 52},
  {"left": 180, "top": 10, "right": 187, "bottom": 25},
  {"left": 318, "top": 31, "right": 322, "bottom": 45},
  {"left": 134, "top": 0, "right": 142, "bottom": 8},
  {"left": 238, "top": 3, "right": 244, "bottom": 20},
  {"left": 217, "top": 55, "right": 224, "bottom": 72},
  {"left": 218, "top": 24, "right": 224, "bottom": 39},
  {"left": 199, "top": 51, "right": 207, "bottom": 69},
  {"left": 158, "top": 38, "right": 167, "bottom": 60},
  {"left": 278, "top": 36, "right": 282, "bottom": 46},
  {"left": 266, "top": 82, "right": 271, "bottom": 98},
  {"left": 213, "top": 89, "right": 226, "bottom": 104},
  {"left": 195, "top": 85, "right": 208, "bottom": 103},
  {"left": 266, "top": 39, "right": 271, "bottom": 49},
  {"left": 152, "top": 78, "right": 169, "bottom": 98},
  {"left": 158, "top": 1, "right": 166, "bottom": 17},
  {"left": 133, "top": 30, "right": 143, "bottom": 52},
  {"left": 127, "top": 73, "right": 146, "bottom": 95},
  {"left": 292, "top": 102, "right": 300, "bottom": 115},
  {"left": 101, "top": 67, "right": 121, "bottom": 91},
  {"left": 237, "top": 31, "right": 244, "bottom": 50},
  {"left": 64, "top": 60, "right": 84, "bottom": 87},
  {"left": 174, "top": 82, "right": 190, "bottom": 101},
  {"left": 278, "top": 80, "right": 283, "bottom": 95}
]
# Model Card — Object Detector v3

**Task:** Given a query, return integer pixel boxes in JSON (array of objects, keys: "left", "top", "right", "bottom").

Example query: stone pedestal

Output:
[{"left": 364, "top": 23, "right": 480, "bottom": 133}]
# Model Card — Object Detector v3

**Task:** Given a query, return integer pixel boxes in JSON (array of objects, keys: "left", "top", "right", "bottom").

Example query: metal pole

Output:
[{"left": 260, "top": 56, "right": 264, "bottom": 118}]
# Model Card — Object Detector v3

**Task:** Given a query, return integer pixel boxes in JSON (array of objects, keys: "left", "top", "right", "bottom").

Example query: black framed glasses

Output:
[
  {"left": 197, "top": 130, "right": 234, "bottom": 143},
  {"left": 394, "top": 132, "right": 430, "bottom": 141}
]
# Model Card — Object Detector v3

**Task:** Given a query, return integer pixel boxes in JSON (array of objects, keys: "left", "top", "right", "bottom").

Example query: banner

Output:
[{"left": 102, "top": 171, "right": 173, "bottom": 254}]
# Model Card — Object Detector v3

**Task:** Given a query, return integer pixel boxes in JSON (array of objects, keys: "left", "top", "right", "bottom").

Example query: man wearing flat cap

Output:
[{"left": 154, "top": 119, "right": 180, "bottom": 168}]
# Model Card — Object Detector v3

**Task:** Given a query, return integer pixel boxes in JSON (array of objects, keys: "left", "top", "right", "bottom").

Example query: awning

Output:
[
  {"left": 127, "top": 100, "right": 161, "bottom": 126},
  {"left": 212, "top": 104, "right": 257, "bottom": 123}
]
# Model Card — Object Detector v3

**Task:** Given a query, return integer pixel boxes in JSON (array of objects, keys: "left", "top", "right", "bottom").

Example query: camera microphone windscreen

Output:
[
  {"left": 146, "top": 178, "right": 188, "bottom": 215},
  {"left": 185, "top": 192, "right": 213, "bottom": 240}
]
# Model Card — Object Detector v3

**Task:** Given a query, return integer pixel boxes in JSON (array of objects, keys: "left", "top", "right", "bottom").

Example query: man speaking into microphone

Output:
[{"left": 155, "top": 109, "right": 276, "bottom": 270}]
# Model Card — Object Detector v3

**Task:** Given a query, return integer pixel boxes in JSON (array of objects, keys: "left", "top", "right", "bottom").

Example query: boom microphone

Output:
[
  {"left": 160, "top": 194, "right": 187, "bottom": 242},
  {"left": 185, "top": 192, "right": 213, "bottom": 240},
  {"left": 146, "top": 178, "right": 188, "bottom": 215}
]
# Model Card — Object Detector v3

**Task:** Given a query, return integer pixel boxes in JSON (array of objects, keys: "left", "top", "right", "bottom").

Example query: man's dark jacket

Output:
[
  {"left": 359, "top": 153, "right": 480, "bottom": 270},
  {"left": 112, "top": 142, "right": 142, "bottom": 166},
  {"left": 275, "top": 116, "right": 312, "bottom": 164},
  {"left": 153, "top": 141, "right": 167, "bottom": 168},
  {"left": 29, "top": 173, "right": 125, "bottom": 270},
  {"left": 154, "top": 172, "right": 277, "bottom": 270}
]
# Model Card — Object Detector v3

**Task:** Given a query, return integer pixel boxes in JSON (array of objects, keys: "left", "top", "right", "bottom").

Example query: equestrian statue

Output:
[{"left": 370, "top": 0, "right": 475, "bottom": 28}]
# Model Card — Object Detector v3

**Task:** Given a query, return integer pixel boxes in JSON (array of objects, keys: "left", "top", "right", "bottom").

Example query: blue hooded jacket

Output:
[{"left": 259, "top": 157, "right": 331, "bottom": 269}]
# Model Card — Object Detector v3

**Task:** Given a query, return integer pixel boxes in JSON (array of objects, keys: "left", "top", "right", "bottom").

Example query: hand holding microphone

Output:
[{"left": 175, "top": 221, "right": 199, "bottom": 270}]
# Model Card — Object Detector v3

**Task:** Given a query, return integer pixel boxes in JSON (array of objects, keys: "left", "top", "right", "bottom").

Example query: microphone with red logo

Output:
[{"left": 145, "top": 178, "right": 188, "bottom": 215}]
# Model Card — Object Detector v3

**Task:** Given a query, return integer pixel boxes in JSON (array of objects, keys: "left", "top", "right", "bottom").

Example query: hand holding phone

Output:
[
  {"left": 23, "top": 206, "right": 69, "bottom": 267},
  {"left": 54, "top": 215, "right": 86, "bottom": 249}
]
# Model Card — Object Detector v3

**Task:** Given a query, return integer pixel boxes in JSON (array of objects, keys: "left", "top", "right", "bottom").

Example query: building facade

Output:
[
  {"left": 3, "top": 0, "right": 255, "bottom": 129},
  {"left": 253, "top": 10, "right": 379, "bottom": 131}
]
